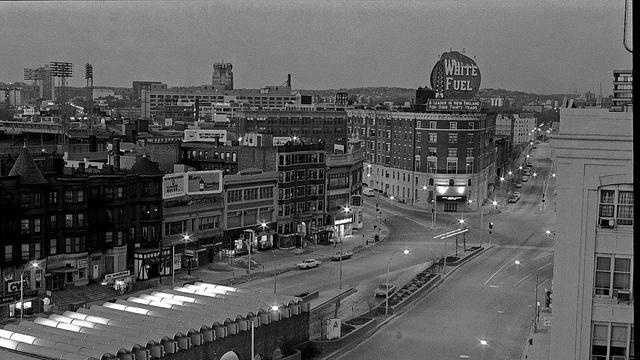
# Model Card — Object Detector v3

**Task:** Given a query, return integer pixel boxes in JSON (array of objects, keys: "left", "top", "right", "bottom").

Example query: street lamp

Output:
[
  {"left": 533, "top": 172, "right": 537, "bottom": 177},
  {"left": 19, "top": 261, "right": 39, "bottom": 321},
  {"left": 172, "top": 234, "right": 193, "bottom": 286},
  {"left": 551, "top": 173, "right": 556, "bottom": 178},
  {"left": 507, "top": 171, "right": 512, "bottom": 176},
  {"left": 337, "top": 206, "right": 352, "bottom": 290},
  {"left": 518, "top": 166, "right": 523, "bottom": 170},
  {"left": 385, "top": 249, "right": 410, "bottom": 316}
]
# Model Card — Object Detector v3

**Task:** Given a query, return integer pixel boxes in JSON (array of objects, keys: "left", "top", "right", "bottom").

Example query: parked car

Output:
[
  {"left": 297, "top": 259, "right": 321, "bottom": 269},
  {"left": 522, "top": 176, "right": 529, "bottom": 182},
  {"left": 374, "top": 283, "right": 397, "bottom": 297},
  {"left": 331, "top": 250, "right": 354, "bottom": 261},
  {"left": 508, "top": 194, "right": 520, "bottom": 203},
  {"left": 523, "top": 169, "right": 532, "bottom": 176},
  {"left": 513, "top": 191, "right": 521, "bottom": 197},
  {"left": 514, "top": 182, "right": 523, "bottom": 188}
]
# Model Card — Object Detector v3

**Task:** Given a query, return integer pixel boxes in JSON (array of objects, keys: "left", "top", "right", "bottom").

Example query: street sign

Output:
[{"left": 326, "top": 318, "right": 341, "bottom": 339}]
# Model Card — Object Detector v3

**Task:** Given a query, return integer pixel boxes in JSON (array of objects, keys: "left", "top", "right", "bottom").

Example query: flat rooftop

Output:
[{"left": 0, "top": 282, "right": 300, "bottom": 360}]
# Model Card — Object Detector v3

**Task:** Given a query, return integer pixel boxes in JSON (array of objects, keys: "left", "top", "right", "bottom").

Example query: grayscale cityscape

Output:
[{"left": 0, "top": 1, "right": 635, "bottom": 360}]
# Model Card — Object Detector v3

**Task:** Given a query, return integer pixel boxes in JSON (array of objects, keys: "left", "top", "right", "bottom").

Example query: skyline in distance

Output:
[{"left": 0, "top": 0, "right": 632, "bottom": 94}]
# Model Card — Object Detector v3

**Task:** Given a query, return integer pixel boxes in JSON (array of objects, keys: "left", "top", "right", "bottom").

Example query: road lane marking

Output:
[
  {"left": 482, "top": 253, "right": 523, "bottom": 287},
  {"left": 514, "top": 262, "right": 553, "bottom": 287}
]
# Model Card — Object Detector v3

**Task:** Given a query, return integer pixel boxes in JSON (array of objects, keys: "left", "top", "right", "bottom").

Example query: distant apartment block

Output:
[{"left": 211, "top": 62, "right": 234, "bottom": 90}]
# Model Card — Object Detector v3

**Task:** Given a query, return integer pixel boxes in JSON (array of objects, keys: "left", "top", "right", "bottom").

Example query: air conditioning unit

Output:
[
  {"left": 614, "top": 290, "right": 631, "bottom": 304},
  {"left": 599, "top": 218, "right": 615, "bottom": 229}
]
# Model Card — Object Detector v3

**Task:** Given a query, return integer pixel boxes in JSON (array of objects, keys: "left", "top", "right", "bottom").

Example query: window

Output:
[
  {"left": 427, "top": 159, "right": 437, "bottom": 173},
  {"left": 65, "top": 214, "right": 73, "bottom": 228},
  {"left": 49, "top": 191, "right": 58, "bottom": 205},
  {"left": 77, "top": 213, "right": 85, "bottom": 227},
  {"left": 116, "top": 187, "right": 123, "bottom": 199},
  {"left": 449, "top": 122, "right": 457, "bottom": 129},
  {"left": 599, "top": 186, "right": 633, "bottom": 227},
  {"left": 105, "top": 231, "right": 113, "bottom": 244},
  {"left": 199, "top": 216, "right": 220, "bottom": 230},
  {"left": 260, "top": 187, "right": 273, "bottom": 199},
  {"left": 34, "top": 243, "right": 40, "bottom": 259},
  {"left": 466, "top": 148, "right": 474, "bottom": 157},
  {"left": 34, "top": 218, "right": 41, "bottom": 233},
  {"left": 591, "top": 322, "right": 634, "bottom": 360},
  {"left": 429, "top": 121, "right": 436, "bottom": 129},
  {"left": 21, "top": 219, "right": 30, "bottom": 234},
  {"left": 21, "top": 244, "right": 29, "bottom": 260},
  {"left": 65, "top": 190, "right": 73, "bottom": 203},
  {"left": 164, "top": 221, "right": 185, "bottom": 236},
  {"left": 447, "top": 159, "right": 457, "bottom": 174},
  {"left": 428, "top": 147, "right": 437, "bottom": 156},
  {"left": 77, "top": 190, "right": 84, "bottom": 202},
  {"left": 595, "top": 255, "right": 632, "bottom": 298},
  {"left": 4, "top": 245, "right": 12, "bottom": 262},
  {"left": 244, "top": 188, "right": 258, "bottom": 201},
  {"left": 49, "top": 214, "right": 56, "bottom": 229},
  {"left": 50, "top": 239, "right": 57, "bottom": 255},
  {"left": 448, "top": 133, "right": 458, "bottom": 143},
  {"left": 429, "top": 133, "right": 437, "bottom": 143},
  {"left": 448, "top": 148, "right": 458, "bottom": 157},
  {"left": 227, "top": 189, "right": 243, "bottom": 203},
  {"left": 469, "top": 122, "right": 475, "bottom": 129}
]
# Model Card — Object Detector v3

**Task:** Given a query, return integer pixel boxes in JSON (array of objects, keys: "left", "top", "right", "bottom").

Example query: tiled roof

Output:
[{"left": 8, "top": 148, "right": 47, "bottom": 184}]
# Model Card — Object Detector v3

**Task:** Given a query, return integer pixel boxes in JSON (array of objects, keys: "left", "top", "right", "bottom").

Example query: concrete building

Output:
[
  {"left": 223, "top": 169, "right": 277, "bottom": 252},
  {"left": 235, "top": 106, "right": 349, "bottom": 151},
  {"left": 348, "top": 109, "right": 496, "bottom": 212},
  {"left": 276, "top": 142, "right": 327, "bottom": 247},
  {"left": 131, "top": 81, "right": 167, "bottom": 101},
  {"left": 211, "top": 62, "right": 234, "bottom": 90},
  {"left": 611, "top": 70, "right": 632, "bottom": 112},
  {"left": 512, "top": 113, "right": 537, "bottom": 145},
  {"left": 141, "top": 87, "right": 302, "bottom": 122},
  {"left": 550, "top": 107, "right": 633, "bottom": 360},
  {"left": 325, "top": 150, "right": 364, "bottom": 242}
]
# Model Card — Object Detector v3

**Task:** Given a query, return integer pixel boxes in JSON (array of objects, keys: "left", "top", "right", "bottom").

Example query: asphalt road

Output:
[
  {"left": 234, "top": 142, "right": 555, "bottom": 359},
  {"left": 336, "top": 142, "right": 556, "bottom": 360}
]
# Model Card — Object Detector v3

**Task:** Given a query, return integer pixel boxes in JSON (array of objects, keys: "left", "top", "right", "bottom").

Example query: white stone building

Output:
[{"left": 550, "top": 108, "right": 633, "bottom": 360}]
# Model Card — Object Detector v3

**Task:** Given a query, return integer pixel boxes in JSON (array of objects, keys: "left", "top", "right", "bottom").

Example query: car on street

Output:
[
  {"left": 508, "top": 193, "right": 521, "bottom": 203},
  {"left": 363, "top": 188, "right": 375, "bottom": 197},
  {"left": 297, "top": 259, "right": 321, "bottom": 269},
  {"left": 523, "top": 169, "right": 532, "bottom": 176},
  {"left": 526, "top": 163, "right": 533, "bottom": 168},
  {"left": 331, "top": 250, "right": 353, "bottom": 261},
  {"left": 515, "top": 182, "right": 523, "bottom": 188},
  {"left": 374, "top": 283, "right": 397, "bottom": 297},
  {"left": 522, "top": 175, "right": 529, "bottom": 182},
  {"left": 513, "top": 191, "right": 521, "bottom": 197}
]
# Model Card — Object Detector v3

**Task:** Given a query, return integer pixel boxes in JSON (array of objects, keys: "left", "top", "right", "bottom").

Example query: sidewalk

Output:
[{"left": 520, "top": 308, "right": 552, "bottom": 360}]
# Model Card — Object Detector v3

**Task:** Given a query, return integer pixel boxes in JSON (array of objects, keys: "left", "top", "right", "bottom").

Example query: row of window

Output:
[
  {"left": 279, "top": 169, "right": 325, "bottom": 183},
  {"left": 591, "top": 322, "right": 634, "bottom": 360},
  {"left": 227, "top": 186, "right": 274, "bottom": 203},
  {"left": 226, "top": 208, "right": 273, "bottom": 229},
  {"left": 164, "top": 215, "right": 223, "bottom": 236},
  {"left": 278, "top": 186, "right": 324, "bottom": 200},
  {"left": 20, "top": 213, "right": 87, "bottom": 234},
  {"left": 598, "top": 187, "right": 633, "bottom": 227},
  {"left": 185, "top": 150, "right": 238, "bottom": 162},
  {"left": 3, "top": 237, "right": 86, "bottom": 262},
  {"left": 278, "top": 201, "right": 323, "bottom": 217},
  {"left": 594, "top": 254, "right": 632, "bottom": 301},
  {"left": 278, "top": 153, "right": 325, "bottom": 166}
]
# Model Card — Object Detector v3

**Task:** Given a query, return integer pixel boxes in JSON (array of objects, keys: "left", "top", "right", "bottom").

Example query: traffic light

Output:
[{"left": 488, "top": 222, "right": 494, "bottom": 234}]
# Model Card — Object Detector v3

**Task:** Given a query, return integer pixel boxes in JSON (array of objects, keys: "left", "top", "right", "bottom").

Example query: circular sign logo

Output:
[{"left": 430, "top": 51, "right": 481, "bottom": 99}]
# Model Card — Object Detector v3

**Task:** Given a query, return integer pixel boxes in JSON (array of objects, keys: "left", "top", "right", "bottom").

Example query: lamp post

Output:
[
  {"left": 385, "top": 248, "right": 410, "bottom": 317},
  {"left": 337, "top": 206, "right": 351, "bottom": 290},
  {"left": 19, "top": 261, "right": 39, "bottom": 321},
  {"left": 172, "top": 234, "right": 192, "bottom": 287}
]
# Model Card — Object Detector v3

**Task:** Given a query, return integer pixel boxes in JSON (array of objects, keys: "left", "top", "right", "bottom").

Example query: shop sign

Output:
[
  {"left": 442, "top": 196, "right": 463, "bottom": 201},
  {"left": 326, "top": 319, "right": 341, "bottom": 339},
  {"left": 7, "top": 280, "right": 28, "bottom": 293},
  {"left": 334, "top": 218, "right": 353, "bottom": 225},
  {"left": 426, "top": 99, "right": 480, "bottom": 111},
  {"left": 430, "top": 51, "right": 481, "bottom": 99}
]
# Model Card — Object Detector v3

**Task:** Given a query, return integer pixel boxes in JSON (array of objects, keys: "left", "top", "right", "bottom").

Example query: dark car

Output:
[{"left": 331, "top": 250, "right": 353, "bottom": 261}]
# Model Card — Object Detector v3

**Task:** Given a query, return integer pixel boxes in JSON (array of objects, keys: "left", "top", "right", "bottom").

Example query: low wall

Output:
[{"left": 308, "top": 318, "right": 378, "bottom": 355}]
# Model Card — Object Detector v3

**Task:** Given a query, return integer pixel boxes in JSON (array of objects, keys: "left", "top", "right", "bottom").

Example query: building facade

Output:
[
  {"left": 512, "top": 113, "right": 537, "bottom": 145},
  {"left": 276, "top": 142, "right": 327, "bottom": 247},
  {"left": 550, "top": 108, "right": 634, "bottom": 360},
  {"left": 348, "top": 109, "right": 496, "bottom": 212},
  {"left": 223, "top": 169, "right": 277, "bottom": 252},
  {"left": 611, "top": 70, "right": 632, "bottom": 112},
  {"left": 141, "top": 87, "right": 302, "bottom": 122},
  {"left": 235, "top": 106, "right": 349, "bottom": 151},
  {"left": 0, "top": 150, "right": 163, "bottom": 319},
  {"left": 325, "top": 150, "right": 364, "bottom": 241},
  {"left": 211, "top": 62, "right": 234, "bottom": 90},
  {"left": 181, "top": 142, "right": 277, "bottom": 175}
]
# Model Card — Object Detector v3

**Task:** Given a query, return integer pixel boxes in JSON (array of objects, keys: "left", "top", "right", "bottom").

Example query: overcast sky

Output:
[{"left": 0, "top": 0, "right": 632, "bottom": 94}]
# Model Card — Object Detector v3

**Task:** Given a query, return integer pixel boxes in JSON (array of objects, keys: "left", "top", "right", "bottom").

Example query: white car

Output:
[
  {"left": 522, "top": 175, "right": 529, "bottom": 182},
  {"left": 297, "top": 259, "right": 321, "bottom": 269},
  {"left": 374, "top": 283, "right": 397, "bottom": 297}
]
